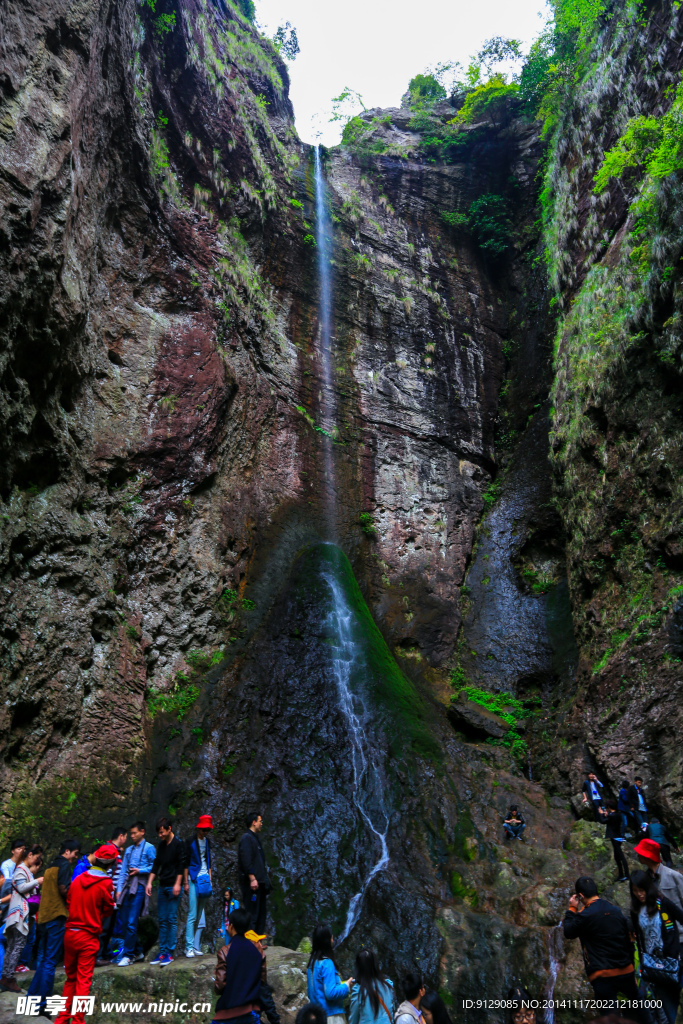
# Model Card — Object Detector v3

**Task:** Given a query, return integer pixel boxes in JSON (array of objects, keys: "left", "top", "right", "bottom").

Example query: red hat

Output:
[
  {"left": 94, "top": 843, "right": 120, "bottom": 860},
  {"left": 196, "top": 815, "right": 213, "bottom": 829},
  {"left": 633, "top": 838, "right": 661, "bottom": 863}
]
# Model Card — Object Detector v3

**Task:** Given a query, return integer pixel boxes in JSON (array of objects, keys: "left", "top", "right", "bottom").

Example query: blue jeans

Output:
[
  {"left": 0, "top": 921, "right": 5, "bottom": 978},
  {"left": 157, "top": 887, "right": 180, "bottom": 957},
  {"left": 27, "top": 918, "right": 65, "bottom": 1010},
  {"left": 504, "top": 822, "right": 525, "bottom": 839},
  {"left": 118, "top": 888, "right": 146, "bottom": 959},
  {"left": 185, "top": 879, "right": 210, "bottom": 953}
]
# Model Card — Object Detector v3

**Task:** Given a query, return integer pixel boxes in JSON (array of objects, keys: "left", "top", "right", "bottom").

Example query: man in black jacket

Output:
[
  {"left": 563, "top": 877, "right": 643, "bottom": 1022},
  {"left": 627, "top": 777, "right": 648, "bottom": 833},
  {"left": 238, "top": 813, "right": 269, "bottom": 933}
]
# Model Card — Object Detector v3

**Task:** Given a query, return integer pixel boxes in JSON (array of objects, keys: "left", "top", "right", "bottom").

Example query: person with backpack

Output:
[
  {"left": 629, "top": 869, "right": 683, "bottom": 1023},
  {"left": 647, "top": 818, "right": 679, "bottom": 867},
  {"left": 0, "top": 845, "right": 43, "bottom": 993},
  {"left": 212, "top": 908, "right": 263, "bottom": 1023},
  {"left": 562, "top": 876, "right": 643, "bottom": 1021},
  {"left": 184, "top": 814, "right": 213, "bottom": 958},
  {"left": 349, "top": 948, "right": 393, "bottom": 1024},
  {"left": 503, "top": 806, "right": 526, "bottom": 841},
  {"left": 53, "top": 844, "right": 118, "bottom": 1024},
  {"left": 395, "top": 972, "right": 426, "bottom": 1024},
  {"left": 306, "top": 924, "right": 354, "bottom": 1022}
]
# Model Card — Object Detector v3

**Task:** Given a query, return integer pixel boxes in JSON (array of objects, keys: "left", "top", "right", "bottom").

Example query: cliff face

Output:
[
  {"left": 539, "top": 1, "right": 683, "bottom": 825},
  {"left": 2, "top": 0, "right": 683, "bottom": 1014}
]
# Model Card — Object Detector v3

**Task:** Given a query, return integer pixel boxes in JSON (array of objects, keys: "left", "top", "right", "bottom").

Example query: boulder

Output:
[
  {"left": 0, "top": 947, "right": 307, "bottom": 1024},
  {"left": 448, "top": 698, "right": 511, "bottom": 740}
]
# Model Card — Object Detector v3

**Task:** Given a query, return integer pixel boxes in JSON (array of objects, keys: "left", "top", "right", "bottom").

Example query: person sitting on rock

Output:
[
  {"left": 582, "top": 772, "right": 605, "bottom": 821},
  {"left": 503, "top": 806, "right": 526, "bottom": 841},
  {"left": 212, "top": 908, "right": 263, "bottom": 1024},
  {"left": 598, "top": 800, "right": 629, "bottom": 882},
  {"left": 562, "top": 876, "right": 644, "bottom": 1023},
  {"left": 646, "top": 818, "right": 679, "bottom": 867}
]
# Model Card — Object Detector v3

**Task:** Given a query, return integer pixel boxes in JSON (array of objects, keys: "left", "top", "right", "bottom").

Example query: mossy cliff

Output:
[{"left": 2, "top": 0, "right": 683, "bottom": 1017}]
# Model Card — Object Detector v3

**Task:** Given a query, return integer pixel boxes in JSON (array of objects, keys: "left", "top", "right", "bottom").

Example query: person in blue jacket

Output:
[
  {"left": 306, "top": 925, "right": 354, "bottom": 1022},
  {"left": 349, "top": 948, "right": 393, "bottom": 1024}
]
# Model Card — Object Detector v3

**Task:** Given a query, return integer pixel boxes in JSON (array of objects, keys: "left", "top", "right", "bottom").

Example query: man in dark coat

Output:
[{"left": 237, "top": 813, "right": 269, "bottom": 934}]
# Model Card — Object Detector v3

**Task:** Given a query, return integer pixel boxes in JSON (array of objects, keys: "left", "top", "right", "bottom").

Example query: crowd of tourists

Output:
[
  {"left": 1, "top": 772, "right": 681, "bottom": 1024},
  {"left": 0, "top": 810, "right": 270, "bottom": 1021}
]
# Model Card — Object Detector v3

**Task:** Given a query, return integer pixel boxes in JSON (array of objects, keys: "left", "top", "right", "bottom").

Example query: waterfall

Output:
[
  {"left": 322, "top": 562, "right": 390, "bottom": 942},
  {"left": 313, "top": 148, "right": 390, "bottom": 939},
  {"left": 313, "top": 146, "right": 337, "bottom": 529},
  {"left": 542, "top": 922, "right": 564, "bottom": 1024}
]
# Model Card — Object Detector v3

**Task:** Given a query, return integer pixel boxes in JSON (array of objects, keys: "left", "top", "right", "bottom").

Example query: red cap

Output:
[
  {"left": 196, "top": 815, "right": 213, "bottom": 830},
  {"left": 634, "top": 838, "right": 661, "bottom": 863},
  {"left": 94, "top": 843, "right": 120, "bottom": 860}
]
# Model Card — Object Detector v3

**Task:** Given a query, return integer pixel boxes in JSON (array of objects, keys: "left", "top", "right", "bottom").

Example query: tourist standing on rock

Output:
[
  {"left": 184, "top": 814, "right": 214, "bottom": 958},
  {"left": 96, "top": 825, "right": 127, "bottom": 966},
  {"left": 503, "top": 806, "right": 526, "bottom": 841},
  {"left": 0, "top": 845, "right": 43, "bottom": 993},
  {"left": 629, "top": 869, "right": 683, "bottom": 1024},
  {"left": 211, "top": 907, "right": 263, "bottom": 1024},
  {"left": 599, "top": 800, "right": 629, "bottom": 882},
  {"left": 628, "top": 777, "right": 648, "bottom": 833},
  {"left": 419, "top": 991, "right": 453, "bottom": 1024},
  {"left": 0, "top": 839, "right": 27, "bottom": 881},
  {"left": 618, "top": 779, "right": 632, "bottom": 836},
  {"left": 238, "top": 812, "right": 271, "bottom": 934},
  {"left": 53, "top": 844, "right": 118, "bottom": 1024},
  {"left": 307, "top": 924, "right": 354, "bottom": 1022},
  {"left": 634, "top": 838, "right": 683, "bottom": 940},
  {"left": 27, "top": 837, "right": 81, "bottom": 1015},
  {"left": 562, "top": 877, "right": 643, "bottom": 1020},
  {"left": 349, "top": 948, "right": 394, "bottom": 1024},
  {"left": 582, "top": 772, "right": 605, "bottom": 821},
  {"left": 395, "top": 973, "right": 426, "bottom": 1024},
  {"left": 115, "top": 820, "right": 156, "bottom": 966},
  {"left": 647, "top": 818, "right": 679, "bottom": 867},
  {"left": 146, "top": 816, "right": 185, "bottom": 967}
]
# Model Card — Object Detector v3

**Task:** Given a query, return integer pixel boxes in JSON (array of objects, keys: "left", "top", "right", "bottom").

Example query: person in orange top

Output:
[
  {"left": 54, "top": 844, "right": 118, "bottom": 1024},
  {"left": 562, "top": 876, "right": 644, "bottom": 1024}
]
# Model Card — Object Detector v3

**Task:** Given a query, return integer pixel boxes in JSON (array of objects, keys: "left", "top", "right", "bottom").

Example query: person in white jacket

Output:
[
  {"left": 395, "top": 972, "right": 426, "bottom": 1024},
  {"left": 0, "top": 845, "right": 43, "bottom": 993}
]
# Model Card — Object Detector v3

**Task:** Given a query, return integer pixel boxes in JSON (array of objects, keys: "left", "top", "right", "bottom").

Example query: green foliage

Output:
[
  {"left": 340, "top": 114, "right": 390, "bottom": 154},
  {"left": 593, "top": 82, "right": 683, "bottom": 198},
  {"left": 454, "top": 687, "right": 540, "bottom": 764},
  {"left": 406, "top": 73, "right": 446, "bottom": 108},
  {"left": 450, "top": 870, "right": 478, "bottom": 906},
  {"left": 125, "top": 624, "right": 139, "bottom": 641},
  {"left": 303, "top": 233, "right": 316, "bottom": 246},
  {"left": 359, "top": 512, "right": 377, "bottom": 537},
  {"left": 466, "top": 194, "right": 512, "bottom": 258},
  {"left": 482, "top": 479, "right": 502, "bottom": 509},
  {"left": 272, "top": 21, "right": 299, "bottom": 60},
  {"left": 141, "top": 0, "right": 176, "bottom": 36},
  {"left": 147, "top": 674, "right": 200, "bottom": 721},
  {"left": 554, "top": 0, "right": 607, "bottom": 52},
  {"left": 454, "top": 76, "right": 519, "bottom": 128},
  {"left": 234, "top": 0, "right": 255, "bottom": 20},
  {"left": 217, "top": 587, "right": 256, "bottom": 617},
  {"left": 290, "top": 198, "right": 303, "bottom": 209}
]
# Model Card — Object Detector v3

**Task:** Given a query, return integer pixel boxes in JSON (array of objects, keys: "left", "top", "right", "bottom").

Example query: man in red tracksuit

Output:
[{"left": 55, "top": 843, "right": 118, "bottom": 1024}]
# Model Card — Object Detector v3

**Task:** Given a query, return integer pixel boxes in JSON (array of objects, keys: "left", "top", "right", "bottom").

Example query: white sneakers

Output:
[
  {"left": 117, "top": 957, "right": 133, "bottom": 967},
  {"left": 185, "top": 949, "right": 196, "bottom": 958}
]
